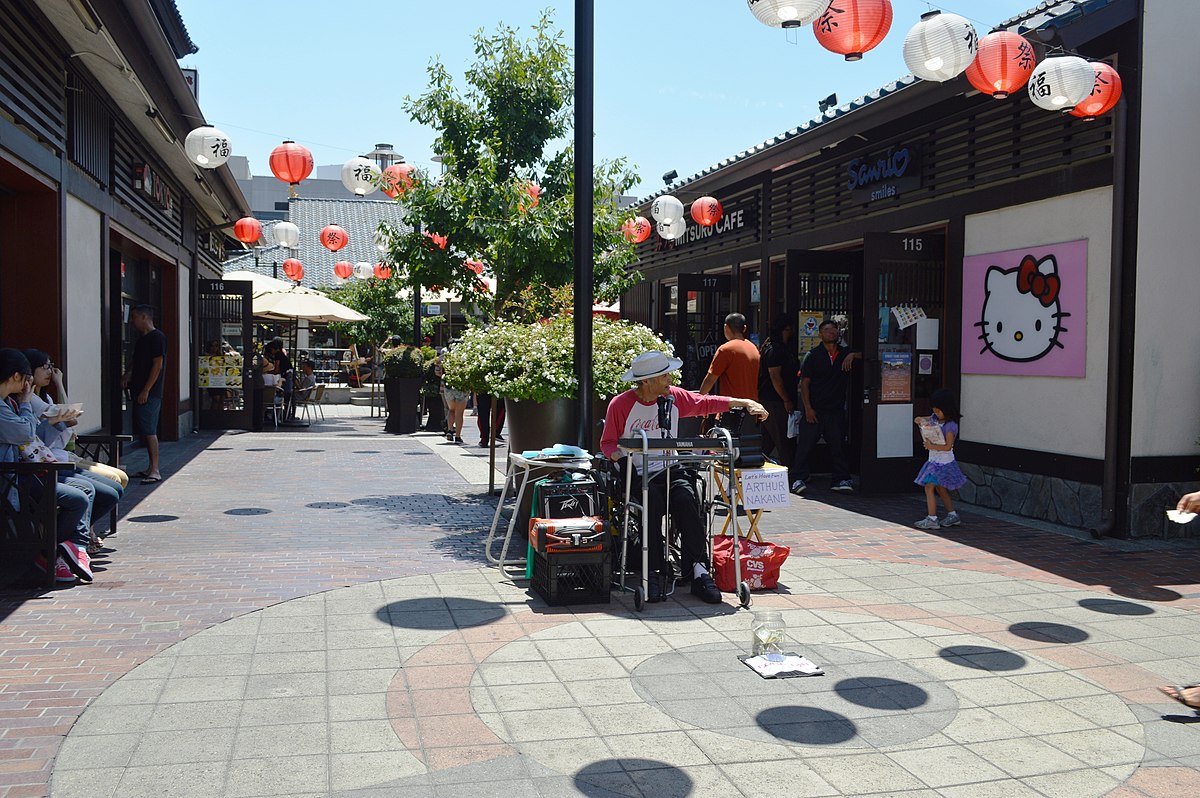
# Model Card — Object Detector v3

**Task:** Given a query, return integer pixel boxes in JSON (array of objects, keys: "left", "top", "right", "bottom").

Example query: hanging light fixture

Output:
[
  {"left": 334, "top": 261, "right": 354, "bottom": 280},
  {"left": 650, "top": 195, "right": 685, "bottom": 224},
  {"left": 747, "top": 0, "right": 831, "bottom": 29},
  {"left": 657, "top": 218, "right": 687, "bottom": 241},
  {"left": 340, "top": 156, "right": 381, "bottom": 196},
  {"left": 965, "top": 30, "right": 1036, "bottom": 99},
  {"left": 1069, "top": 62, "right": 1122, "bottom": 119},
  {"left": 622, "top": 216, "right": 653, "bottom": 244},
  {"left": 268, "top": 140, "right": 314, "bottom": 187},
  {"left": 373, "top": 262, "right": 392, "bottom": 279},
  {"left": 319, "top": 224, "right": 348, "bottom": 252},
  {"left": 1028, "top": 54, "right": 1095, "bottom": 111},
  {"left": 813, "top": 0, "right": 893, "bottom": 61},
  {"left": 233, "top": 217, "right": 261, "bottom": 245},
  {"left": 353, "top": 261, "right": 374, "bottom": 280},
  {"left": 282, "top": 258, "right": 304, "bottom": 282},
  {"left": 381, "top": 163, "right": 419, "bottom": 199},
  {"left": 690, "top": 197, "right": 724, "bottom": 227},
  {"left": 183, "top": 126, "right": 232, "bottom": 168},
  {"left": 902, "top": 11, "right": 977, "bottom": 82},
  {"left": 272, "top": 221, "right": 300, "bottom": 249}
]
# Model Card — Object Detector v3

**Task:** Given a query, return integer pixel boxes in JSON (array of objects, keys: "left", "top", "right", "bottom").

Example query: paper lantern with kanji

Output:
[
  {"left": 353, "top": 262, "right": 373, "bottom": 280},
  {"left": 340, "top": 156, "right": 380, "bottom": 196},
  {"left": 334, "top": 260, "right": 354, "bottom": 280},
  {"left": 272, "top": 221, "right": 299, "bottom": 249},
  {"left": 657, "top": 218, "right": 687, "bottom": 241},
  {"left": 813, "top": 0, "right": 893, "bottom": 62},
  {"left": 184, "top": 126, "right": 231, "bottom": 168},
  {"left": 282, "top": 258, "right": 304, "bottom": 281},
  {"left": 965, "top": 30, "right": 1035, "bottom": 99},
  {"left": 902, "top": 11, "right": 977, "bottom": 82},
  {"left": 269, "top": 140, "right": 313, "bottom": 185},
  {"left": 1028, "top": 55, "right": 1095, "bottom": 111},
  {"left": 373, "top": 262, "right": 392, "bottom": 279},
  {"left": 621, "top": 216, "right": 652, "bottom": 244},
  {"left": 233, "top": 217, "right": 262, "bottom": 245},
  {"left": 651, "top": 195, "right": 684, "bottom": 224},
  {"left": 424, "top": 231, "right": 448, "bottom": 250},
  {"left": 520, "top": 182, "right": 541, "bottom": 211},
  {"left": 319, "top": 224, "right": 348, "bottom": 252},
  {"left": 381, "top": 163, "right": 419, "bottom": 199},
  {"left": 690, "top": 197, "right": 723, "bottom": 227},
  {"left": 1070, "top": 62, "right": 1122, "bottom": 119},
  {"left": 747, "top": 0, "right": 832, "bottom": 28}
]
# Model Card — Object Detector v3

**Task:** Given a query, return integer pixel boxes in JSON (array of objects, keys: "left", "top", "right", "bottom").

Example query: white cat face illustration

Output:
[{"left": 975, "top": 254, "right": 1069, "bottom": 362}]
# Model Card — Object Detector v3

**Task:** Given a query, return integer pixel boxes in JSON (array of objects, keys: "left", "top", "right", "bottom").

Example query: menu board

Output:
[{"left": 198, "top": 356, "right": 243, "bottom": 389}]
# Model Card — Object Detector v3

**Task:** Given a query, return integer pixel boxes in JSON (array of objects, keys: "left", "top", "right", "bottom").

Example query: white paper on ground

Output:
[{"left": 744, "top": 653, "right": 824, "bottom": 678}]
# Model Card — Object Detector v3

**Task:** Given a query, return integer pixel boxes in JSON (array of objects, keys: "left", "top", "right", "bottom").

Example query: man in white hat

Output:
[{"left": 600, "top": 351, "right": 768, "bottom": 603}]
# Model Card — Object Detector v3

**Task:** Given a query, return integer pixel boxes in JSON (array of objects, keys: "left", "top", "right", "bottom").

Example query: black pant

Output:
[
  {"left": 476, "top": 395, "right": 505, "bottom": 442},
  {"left": 631, "top": 467, "right": 708, "bottom": 575},
  {"left": 760, "top": 400, "right": 794, "bottom": 468},
  {"left": 791, "top": 408, "right": 850, "bottom": 483}
]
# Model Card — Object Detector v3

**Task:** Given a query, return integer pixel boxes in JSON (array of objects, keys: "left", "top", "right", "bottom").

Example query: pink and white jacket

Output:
[{"left": 600, "top": 386, "right": 731, "bottom": 474}]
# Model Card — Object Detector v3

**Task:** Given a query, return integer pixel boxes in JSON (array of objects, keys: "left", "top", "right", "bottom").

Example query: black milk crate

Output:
[
  {"left": 534, "top": 476, "right": 600, "bottom": 519},
  {"left": 531, "top": 549, "right": 611, "bottom": 606}
]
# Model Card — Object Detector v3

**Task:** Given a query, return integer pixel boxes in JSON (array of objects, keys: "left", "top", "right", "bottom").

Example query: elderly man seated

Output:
[{"left": 601, "top": 351, "right": 768, "bottom": 603}]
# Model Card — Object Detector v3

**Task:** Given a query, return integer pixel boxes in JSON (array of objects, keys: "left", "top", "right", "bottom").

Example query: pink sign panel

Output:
[{"left": 961, "top": 239, "right": 1087, "bottom": 377}]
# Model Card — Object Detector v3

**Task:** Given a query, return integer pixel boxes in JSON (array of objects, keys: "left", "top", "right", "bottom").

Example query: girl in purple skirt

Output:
[{"left": 914, "top": 389, "right": 966, "bottom": 530}]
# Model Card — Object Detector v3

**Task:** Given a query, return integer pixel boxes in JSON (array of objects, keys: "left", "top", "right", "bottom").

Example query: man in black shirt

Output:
[
  {"left": 122, "top": 305, "right": 167, "bottom": 483},
  {"left": 757, "top": 320, "right": 797, "bottom": 468},
  {"left": 791, "top": 320, "right": 860, "bottom": 495}
]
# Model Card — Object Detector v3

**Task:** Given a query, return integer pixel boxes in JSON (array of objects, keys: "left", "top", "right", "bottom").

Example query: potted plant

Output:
[
  {"left": 382, "top": 345, "right": 425, "bottom": 434},
  {"left": 442, "top": 315, "right": 671, "bottom": 453}
]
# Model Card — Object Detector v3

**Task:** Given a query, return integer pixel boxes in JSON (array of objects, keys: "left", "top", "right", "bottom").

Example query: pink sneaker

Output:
[
  {"left": 58, "top": 541, "right": 93, "bottom": 583},
  {"left": 55, "top": 557, "right": 76, "bottom": 584}
]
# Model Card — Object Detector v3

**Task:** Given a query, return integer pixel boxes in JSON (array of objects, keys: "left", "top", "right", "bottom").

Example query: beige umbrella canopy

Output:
[{"left": 222, "top": 270, "right": 368, "bottom": 323}]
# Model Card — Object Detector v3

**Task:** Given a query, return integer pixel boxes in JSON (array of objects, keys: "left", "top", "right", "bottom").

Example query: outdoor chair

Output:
[
  {"left": 0, "top": 462, "right": 76, "bottom": 589},
  {"left": 297, "top": 384, "right": 325, "bottom": 423},
  {"left": 73, "top": 433, "right": 133, "bottom": 537}
]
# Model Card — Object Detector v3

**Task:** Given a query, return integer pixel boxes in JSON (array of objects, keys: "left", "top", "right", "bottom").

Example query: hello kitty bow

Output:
[{"left": 1016, "top": 256, "right": 1060, "bottom": 307}]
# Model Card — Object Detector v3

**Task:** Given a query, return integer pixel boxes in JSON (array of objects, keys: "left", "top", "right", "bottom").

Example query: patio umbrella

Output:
[{"left": 252, "top": 289, "right": 368, "bottom": 323}]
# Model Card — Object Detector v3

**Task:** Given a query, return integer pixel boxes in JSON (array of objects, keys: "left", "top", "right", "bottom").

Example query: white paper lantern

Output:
[
  {"left": 657, "top": 218, "right": 687, "bottom": 241},
  {"left": 373, "top": 229, "right": 389, "bottom": 253},
  {"left": 903, "top": 11, "right": 978, "bottom": 82},
  {"left": 746, "top": 0, "right": 831, "bottom": 28},
  {"left": 650, "top": 194, "right": 685, "bottom": 224},
  {"left": 341, "top": 156, "right": 381, "bottom": 196},
  {"left": 1028, "top": 55, "right": 1095, "bottom": 110},
  {"left": 183, "top": 126, "right": 231, "bottom": 168},
  {"left": 353, "top": 261, "right": 374, "bottom": 279},
  {"left": 272, "top": 221, "right": 299, "bottom": 249}
]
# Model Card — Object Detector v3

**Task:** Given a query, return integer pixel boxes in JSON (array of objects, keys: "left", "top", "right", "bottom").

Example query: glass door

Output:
[
  {"left": 197, "top": 279, "right": 253, "bottom": 430},
  {"left": 676, "top": 273, "right": 731, "bottom": 392}
]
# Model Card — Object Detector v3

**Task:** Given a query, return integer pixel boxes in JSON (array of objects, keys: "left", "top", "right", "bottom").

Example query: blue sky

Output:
[{"left": 176, "top": 0, "right": 1042, "bottom": 198}]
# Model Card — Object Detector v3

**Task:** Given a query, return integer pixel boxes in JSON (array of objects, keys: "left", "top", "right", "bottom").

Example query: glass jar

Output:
[{"left": 751, "top": 610, "right": 785, "bottom": 656}]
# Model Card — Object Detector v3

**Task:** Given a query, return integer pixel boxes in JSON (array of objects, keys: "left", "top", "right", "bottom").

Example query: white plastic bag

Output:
[{"left": 787, "top": 410, "right": 803, "bottom": 439}]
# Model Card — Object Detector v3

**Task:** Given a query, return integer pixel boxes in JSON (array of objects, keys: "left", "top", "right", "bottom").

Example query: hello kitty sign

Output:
[{"left": 961, "top": 239, "right": 1087, "bottom": 377}]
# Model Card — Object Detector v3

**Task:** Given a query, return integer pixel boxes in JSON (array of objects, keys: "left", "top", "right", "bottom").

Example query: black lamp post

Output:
[{"left": 573, "top": 0, "right": 594, "bottom": 449}]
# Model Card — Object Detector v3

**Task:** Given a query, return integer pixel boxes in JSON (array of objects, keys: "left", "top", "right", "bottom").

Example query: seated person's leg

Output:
[
  {"left": 667, "top": 469, "right": 722, "bottom": 603},
  {"left": 74, "top": 470, "right": 121, "bottom": 521},
  {"left": 85, "top": 461, "right": 129, "bottom": 490},
  {"left": 635, "top": 470, "right": 672, "bottom": 586},
  {"left": 55, "top": 480, "right": 91, "bottom": 547}
]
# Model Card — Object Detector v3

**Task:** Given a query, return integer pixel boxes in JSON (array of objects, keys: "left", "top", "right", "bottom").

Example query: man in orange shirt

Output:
[{"left": 699, "top": 313, "right": 760, "bottom": 401}]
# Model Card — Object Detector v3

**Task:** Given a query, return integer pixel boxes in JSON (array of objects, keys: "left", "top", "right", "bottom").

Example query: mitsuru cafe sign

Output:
[
  {"left": 657, "top": 207, "right": 750, "bottom": 251},
  {"left": 846, "top": 144, "right": 922, "bottom": 202}
]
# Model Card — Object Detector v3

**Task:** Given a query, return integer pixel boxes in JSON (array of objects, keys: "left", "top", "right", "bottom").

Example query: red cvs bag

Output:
[{"left": 712, "top": 535, "right": 789, "bottom": 592}]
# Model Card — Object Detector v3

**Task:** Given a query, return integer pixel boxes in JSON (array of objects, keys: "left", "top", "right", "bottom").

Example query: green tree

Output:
[
  {"left": 376, "top": 11, "right": 640, "bottom": 322},
  {"left": 320, "top": 279, "right": 442, "bottom": 347}
]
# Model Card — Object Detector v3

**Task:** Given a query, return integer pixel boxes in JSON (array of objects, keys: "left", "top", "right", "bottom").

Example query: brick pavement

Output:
[{"left": 1, "top": 406, "right": 1199, "bottom": 796}]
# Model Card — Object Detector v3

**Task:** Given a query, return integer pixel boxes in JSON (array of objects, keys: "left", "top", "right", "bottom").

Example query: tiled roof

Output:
[
  {"left": 221, "top": 197, "right": 412, "bottom": 288},
  {"left": 149, "top": 0, "right": 199, "bottom": 57},
  {"left": 639, "top": 0, "right": 1118, "bottom": 204}
]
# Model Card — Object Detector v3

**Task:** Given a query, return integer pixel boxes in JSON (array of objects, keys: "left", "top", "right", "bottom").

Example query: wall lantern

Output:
[
  {"left": 233, "top": 217, "right": 261, "bottom": 245},
  {"left": 650, "top": 194, "right": 685, "bottom": 224},
  {"left": 320, "top": 224, "right": 348, "bottom": 252},
  {"left": 622, "top": 216, "right": 652, "bottom": 244},
  {"left": 184, "top": 126, "right": 231, "bottom": 168},
  {"left": 381, "top": 163, "right": 419, "bottom": 199},
  {"left": 269, "top": 140, "right": 314, "bottom": 186},
  {"left": 340, "top": 156, "right": 381, "bottom": 196},
  {"left": 373, "top": 262, "right": 392, "bottom": 279},
  {"left": 965, "top": 30, "right": 1036, "bottom": 99},
  {"left": 690, "top": 197, "right": 724, "bottom": 227},
  {"left": 353, "top": 261, "right": 374, "bottom": 279},
  {"left": 902, "top": 11, "right": 977, "bottom": 82},
  {"left": 813, "top": 0, "right": 893, "bottom": 62},
  {"left": 747, "top": 0, "right": 831, "bottom": 29},
  {"left": 272, "top": 221, "right": 300, "bottom": 249},
  {"left": 1028, "top": 55, "right": 1095, "bottom": 111},
  {"left": 282, "top": 258, "right": 304, "bottom": 281},
  {"left": 334, "top": 261, "right": 354, "bottom": 279},
  {"left": 1069, "top": 62, "right": 1122, "bottom": 119}
]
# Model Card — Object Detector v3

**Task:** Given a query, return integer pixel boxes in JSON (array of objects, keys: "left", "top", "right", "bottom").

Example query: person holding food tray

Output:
[{"left": 913, "top": 388, "right": 966, "bottom": 530}]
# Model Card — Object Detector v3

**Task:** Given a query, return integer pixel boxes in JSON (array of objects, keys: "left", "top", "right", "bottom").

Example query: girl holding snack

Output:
[{"left": 914, "top": 388, "right": 966, "bottom": 530}]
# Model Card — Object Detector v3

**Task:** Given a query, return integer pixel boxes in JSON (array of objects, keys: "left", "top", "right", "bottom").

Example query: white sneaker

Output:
[
  {"left": 790, "top": 479, "right": 807, "bottom": 495},
  {"left": 940, "top": 512, "right": 961, "bottom": 528},
  {"left": 914, "top": 516, "right": 940, "bottom": 530}
]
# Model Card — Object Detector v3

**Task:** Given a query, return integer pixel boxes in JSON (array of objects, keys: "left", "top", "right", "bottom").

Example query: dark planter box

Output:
[{"left": 384, "top": 377, "right": 422, "bottom": 434}]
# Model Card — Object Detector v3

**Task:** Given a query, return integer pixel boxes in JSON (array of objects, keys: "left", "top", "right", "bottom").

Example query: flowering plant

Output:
[
  {"left": 382, "top": 345, "right": 425, "bottom": 379},
  {"left": 442, "top": 315, "right": 672, "bottom": 402}
]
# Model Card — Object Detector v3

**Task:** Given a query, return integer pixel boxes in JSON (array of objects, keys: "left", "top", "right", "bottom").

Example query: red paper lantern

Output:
[
  {"left": 423, "top": 231, "right": 448, "bottom": 250},
  {"left": 621, "top": 216, "right": 652, "bottom": 244},
  {"left": 520, "top": 182, "right": 541, "bottom": 212},
  {"left": 690, "top": 197, "right": 723, "bottom": 227},
  {"left": 269, "top": 141, "right": 313, "bottom": 185},
  {"left": 381, "top": 163, "right": 419, "bottom": 199},
  {"left": 464, "top": 258, "right": 484, "bottom": 275},
  {"left": 334, "top": 260, "right": 353, "bottom": 279},
  {"left": 1069, "top": 62, "right": 1122, "bottom": 119},
  {"left": 233, "top": 217, "right": 262, "bottom": 245},
  {"left": 373, "top": 262, "right": 392, "bottom": 279},
  {"left": 319, "top": 224, "right": 348, "bottom": 252},
  {"left": 965, "top": 30, "right": 1036, "bottom": 99},
  {"left": 813, "top": 0, "right": 893, "bottom": 61},
  {"left": 282, "top": 258, "right": 304, "bottom": 281}
]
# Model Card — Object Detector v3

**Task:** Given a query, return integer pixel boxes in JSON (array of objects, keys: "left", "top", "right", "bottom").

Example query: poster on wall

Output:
[
  {"left": 879, "top": 345, "right": 912, "bottom": 403},
  {"left": 961, "top": 239, "right": 1087, "bottom": 377}
]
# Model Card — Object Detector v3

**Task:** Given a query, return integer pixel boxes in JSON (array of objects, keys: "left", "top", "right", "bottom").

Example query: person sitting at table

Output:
[
  {"left": 262, "top": 339, "right": 294, "bottom": 418},
  {"left": 600, "top": 351, "right": 768, "bottom": 604},
  {"left": 295, "top": 360, "right": 317, "bottom": 400}
]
